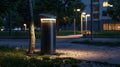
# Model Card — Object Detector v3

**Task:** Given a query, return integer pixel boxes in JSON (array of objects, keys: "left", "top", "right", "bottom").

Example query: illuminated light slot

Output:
[{"left": 41, "top": 18, "right": 56, "bottom": 23}]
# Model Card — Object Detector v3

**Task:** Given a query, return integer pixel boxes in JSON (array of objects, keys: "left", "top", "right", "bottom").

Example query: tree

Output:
[
  {"left": 107, "top": 0, "right": 120, "bottom": 21},
  {"left": 28, "top": 0, "right": 36, "bottom": 54},
  {"left": 35, "top": 0, "right": 85, "bottom": 35},
  {"left": 0, "top": 0, "right": 21, "bottom": 35},
  {"left": 16, "top": 0, "right": 30, "bottom": 25},
  {"left": 0, "top": 0, "right": 35, "bottom": 54}
]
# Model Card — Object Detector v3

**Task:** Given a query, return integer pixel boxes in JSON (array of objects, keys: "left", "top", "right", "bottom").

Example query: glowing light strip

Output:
[
  {"left": 41, "top": 18, "right": 56, "bottom": 23},
  {"left": 41, "top": 18, "right": 56, "bottom": 20}
]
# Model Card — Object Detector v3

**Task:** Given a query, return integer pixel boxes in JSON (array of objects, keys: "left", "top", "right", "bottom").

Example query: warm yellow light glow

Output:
[
  {"left": 86, "top": 14, "right": 90, "bottom": 17},
  {"left": 82, "top": 12, "right": 86, "bottom": 15},
  {"left": 118, "top": 26, "right": 120, "bottom": 29},
  {"left": 81, "top": 12, "right": 86, "bottom": 18},
  {"left": 23, "top": 24, "right": 27, "bottom": 32},
  {"left": 55, "top": 48, "right": 118, "bottom": 63},
  {"left": 103, "top": 23, "right": 120, "bottom": 30},
  {"left": 41, "top": 18, "right": 56, "bottom": 21},
  {"left": 74, "top": 9, "right": 80, "bottom": 12},
  {"left": 23, "top": 24, "right": 26, "bottom": 26},
  {"left": 76, "top": 9, "right": 80, "bottom": 11},
  {"left": 103, "top": 1, "right": 108, "bottom": 7},
  {"left": 41, "top": 18, "right": 56, "bottom": 23},
  {"left": 103, "top": 1, "right": 113, "bottom": 7}
]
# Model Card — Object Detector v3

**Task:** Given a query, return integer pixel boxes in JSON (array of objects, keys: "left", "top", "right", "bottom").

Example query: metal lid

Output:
[{"left": 39, "top": 13, "right": 56, "bottom": 19}]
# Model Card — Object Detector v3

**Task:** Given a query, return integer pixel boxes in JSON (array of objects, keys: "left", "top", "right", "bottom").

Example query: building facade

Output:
[{"left": 81, "top": 0, "right": 120, "bottom": 31}]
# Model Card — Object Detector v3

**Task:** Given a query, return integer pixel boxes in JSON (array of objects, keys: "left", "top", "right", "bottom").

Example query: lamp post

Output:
[
  {"left": 103, "top": 1, "right": 113, "bottom": 7},
  {"left": 103, "top": 1, "right": 113, "bottom": 30},
  {"left": 74, "top": 9, "right": 80, "bottom": 34},
  {"left": 90, "top": 0, "right": 93, "bottom": 40},
  {"left": 23, "top": 24, "right": 27, "bottom": 32},
  {"left": 81, "top": 12, "right": 86, "bottom": 33},
  {"left": 85, "top": 14, "right": 90, "bottom": 31}
]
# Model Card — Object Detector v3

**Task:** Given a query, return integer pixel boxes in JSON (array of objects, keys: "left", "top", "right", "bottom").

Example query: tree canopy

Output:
[
  {"left": 35, "top": 0, "right": 85, "bottom": 31},
  {"left": 0, "top": 0, "right": 85, "bottom": 28},
  {"left": 107, "top": 0, "right": 120, "bottom": 21},
  {"left": 36, "top": 0, "right": 85, "bottom": 19},
  {"left": 0, "top": 0, "right": 23, "bottom": 28}
]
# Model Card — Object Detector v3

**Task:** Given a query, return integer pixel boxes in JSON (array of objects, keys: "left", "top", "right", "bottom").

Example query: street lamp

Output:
[
  {"left": 85, "top": 14, "right": 90, "bottom": 31},
  {"left": 81, "top": 12, "right": 86, "bottom": 33},
  {"left": 23, "top": 24, "right": 27, "bottom": 32},
  {"left": 103, "top": 1, "right": 113, "bottom": 7},
  {"left": 103, "top": 1, "right": 113, "bottom": 31},
  {"left": 74, "top": 9, "right": 80, "bottom": 34}
]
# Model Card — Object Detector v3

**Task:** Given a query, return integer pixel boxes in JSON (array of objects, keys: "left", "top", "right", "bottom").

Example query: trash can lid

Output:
[{"left": 39, "top": 13, "right": 56, "bottom": 19}]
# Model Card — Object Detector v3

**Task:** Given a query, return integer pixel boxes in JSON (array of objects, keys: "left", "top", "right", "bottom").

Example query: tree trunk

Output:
[
  {"left": 56, "top": 14, "right": 61, "bottom": 35},
  {"left": 8, "top": 11, "right": 12, "bottom": 36},
  {"left": 56, "top": 19, "right": 59, "bottom": 35},
  {"left": 28, "top": 0, "right": 36, "bottom": 54}
]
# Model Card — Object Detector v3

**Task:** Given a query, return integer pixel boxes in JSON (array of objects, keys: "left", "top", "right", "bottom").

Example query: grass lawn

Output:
[
  {"left": 0, "top": 31, "right": 40, "bottom": 38},
  {"left": 0, "top": 46, "right": 79, "bottom": 67},
  {"left": 58, "top": 30, "right": 80, "bottom": 36},
  {"left": 0, "top": 30, "right": 78, "bottom": 37},
  {"left": 93, "top": 31, "right": 120, "bottom": 36},
  {"left": 0, "top": 46, "right": 120, "bottom": 67}
]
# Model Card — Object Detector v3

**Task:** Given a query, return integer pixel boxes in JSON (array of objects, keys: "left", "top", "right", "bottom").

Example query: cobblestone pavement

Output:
[{"left": 0, "top": 38, "right": 120, "bottom": 64}]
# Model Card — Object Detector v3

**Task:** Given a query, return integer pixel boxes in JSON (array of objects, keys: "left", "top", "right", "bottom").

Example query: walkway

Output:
[{"left": 0, "top": 38, "right": 120, "bottom": 64}]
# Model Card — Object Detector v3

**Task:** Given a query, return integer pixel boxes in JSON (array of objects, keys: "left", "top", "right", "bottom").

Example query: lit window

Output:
[
  {"left": 103, "top": 24, "right": 109, "bottom": 30},
  {"left": 103, "top": 23, "right": 120, "bottom": 30}
]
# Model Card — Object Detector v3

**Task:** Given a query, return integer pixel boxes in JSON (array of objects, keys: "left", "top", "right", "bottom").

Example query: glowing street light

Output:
[
  {"left": 81, "top": 12, "right": 86, "bottom": 33},
  {"left": 103, "top": 1, "right": 113, "bottom": 7},
  {"left": 85, "top": 14, "right": 90, "bottom": 31},
  {"left": 74, "top": 9, "right": 80, "bottom": 34},
  {"left": 76, "top": 9, "right": 81, "bottom": 12},
  {"left": 74, "top": 9, "right": 81, "bottom": 12},
  {"left": 23, "top": 24, "right": 27, "bottom": 32}
]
